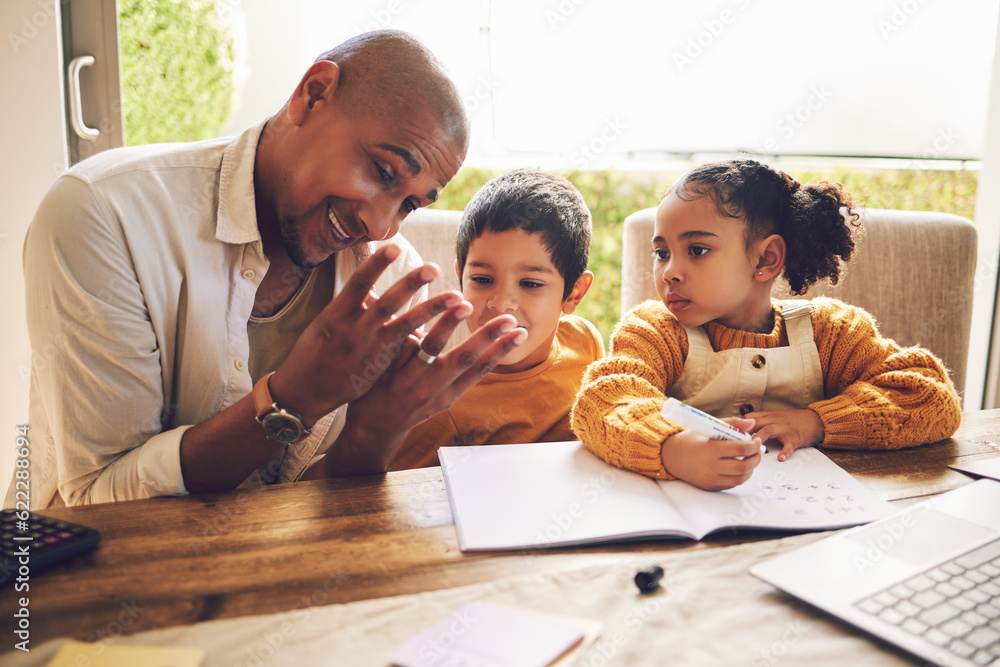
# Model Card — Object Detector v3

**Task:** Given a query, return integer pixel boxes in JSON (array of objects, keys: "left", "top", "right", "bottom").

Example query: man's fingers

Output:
[
  {"left": 449, "top": 327, "right": 527, "bottom": 393},
  {"left": 416, "top": 300, "right": 474, "bottom": 356},
  {"left": 361, "top": 289, "right": 379, "bottom": 311},
  {"left": 445, "top": 314, "right": 518, "bottom": 362},
  {"left": 338, "top": 244, "right": 402, "bottom": 312},
  {"left": 364, "top": 263, "right": 441, "bottom": 323},
  {"left": 434, "top": 315, "right": 522, "bottom": 383},
  {"left": 387, "top": 291, "right": 467, "bottom": 348}
]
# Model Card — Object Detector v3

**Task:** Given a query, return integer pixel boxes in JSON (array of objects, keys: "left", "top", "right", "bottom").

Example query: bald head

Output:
[{"left": 314, "top": 30, "right": 469, "bottom": 154}]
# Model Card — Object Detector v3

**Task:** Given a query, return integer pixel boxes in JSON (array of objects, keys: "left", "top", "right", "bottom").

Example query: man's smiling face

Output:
[{"left": 264, "top": 63, "right": 465, "bottom": 270}]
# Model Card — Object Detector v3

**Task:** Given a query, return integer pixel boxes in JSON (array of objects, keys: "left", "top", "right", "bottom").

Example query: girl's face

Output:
[{"left": 652, "top": 192, "right": 773, "bottom": 332}]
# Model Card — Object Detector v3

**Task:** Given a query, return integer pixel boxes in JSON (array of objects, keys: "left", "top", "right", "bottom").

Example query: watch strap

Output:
[{"left": 252, "top": 372, "right": 278, "bottom": 420}]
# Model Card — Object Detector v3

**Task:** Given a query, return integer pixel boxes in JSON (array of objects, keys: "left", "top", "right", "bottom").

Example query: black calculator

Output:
[{"left": 0, "top": 509, "right": 101, "bottom": 586}]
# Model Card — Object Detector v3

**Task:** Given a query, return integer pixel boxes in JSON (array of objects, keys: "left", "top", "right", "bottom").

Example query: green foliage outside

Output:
[
  {"left": 118, "top": 0, "right": 235, "bottom": 146},
  {"left": 433, "top": 167, "right": 978, "bottom": 347}
]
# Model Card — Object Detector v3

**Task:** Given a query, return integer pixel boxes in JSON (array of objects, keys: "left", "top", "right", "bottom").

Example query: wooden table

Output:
[{"left": 6, "top": 409, "right": 1000, "bottom": 647}]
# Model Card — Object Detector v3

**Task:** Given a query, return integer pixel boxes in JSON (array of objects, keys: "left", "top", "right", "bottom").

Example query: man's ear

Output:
[
  {"left": 287, "top": 60, "right": 341, "bottom": 127},
  {"left": 753, "top": 234, "right": 786, "bottom": 282},
  {"left": 454, "top": 259, "right": 462, "bottom": 286},
  {"left": 562, "top": 271, "right": 594, "bottom": 314}
]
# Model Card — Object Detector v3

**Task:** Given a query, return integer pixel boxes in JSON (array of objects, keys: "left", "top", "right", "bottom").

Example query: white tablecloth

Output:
[{"left": 7, "top": 533, "right": 918, "bottom": 666}]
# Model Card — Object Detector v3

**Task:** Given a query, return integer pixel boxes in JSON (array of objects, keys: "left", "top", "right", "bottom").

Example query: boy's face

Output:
[{"left": 460, "top": 228, "right": 590, "bottom": 373}]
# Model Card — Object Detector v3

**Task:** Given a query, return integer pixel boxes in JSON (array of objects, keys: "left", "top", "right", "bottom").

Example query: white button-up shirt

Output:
[{"left": 16, "top": 120, "right": 425, "bottom": 508}]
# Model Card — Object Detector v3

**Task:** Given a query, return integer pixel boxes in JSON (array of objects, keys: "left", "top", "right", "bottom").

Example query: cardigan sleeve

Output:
[
  {"left": 807, "top": 298, "right": 961, "bottom": 449},
  {"left": 571, "top": 301, "right": 688, "bottom": 479}
]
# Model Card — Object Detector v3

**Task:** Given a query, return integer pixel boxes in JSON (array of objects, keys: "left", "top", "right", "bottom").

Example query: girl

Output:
[{"left": 571, "top": 159, "right": 961, "bottom": 491}]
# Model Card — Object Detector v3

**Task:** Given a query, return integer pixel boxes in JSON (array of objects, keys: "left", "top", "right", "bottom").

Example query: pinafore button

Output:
[{"left": 751, "top": 354, "right": 766, "bottom": 369}]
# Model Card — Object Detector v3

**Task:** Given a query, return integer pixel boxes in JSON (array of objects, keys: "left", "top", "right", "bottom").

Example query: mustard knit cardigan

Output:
[{"left": 570, "top": 298, "right": 962, "bottom": 480}]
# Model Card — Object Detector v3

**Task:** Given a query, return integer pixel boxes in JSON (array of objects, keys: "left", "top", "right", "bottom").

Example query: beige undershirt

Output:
[
  {"left": 247, "top": 258, "right": 337, "bottom": 385},
  {"left": 246, "top": 258, "right": 337, "bottom": 483}
]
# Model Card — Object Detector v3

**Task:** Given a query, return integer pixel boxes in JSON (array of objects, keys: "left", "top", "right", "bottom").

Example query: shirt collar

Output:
[{"left": 216, "top": 118, "right": 268, "bottom": 245}]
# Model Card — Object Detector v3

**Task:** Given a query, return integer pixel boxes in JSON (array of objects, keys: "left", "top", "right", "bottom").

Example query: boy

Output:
[{"left": 389, "top": 169, "right": 603, "bottom": 469}]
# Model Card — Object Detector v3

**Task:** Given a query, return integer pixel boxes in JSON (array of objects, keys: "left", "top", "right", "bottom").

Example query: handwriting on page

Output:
[
  {"left": 721, "top": 447, "right": 884, "bottom": 525},
  {"left": 756, "top": 480, "right": 862, "bottom": 515}
]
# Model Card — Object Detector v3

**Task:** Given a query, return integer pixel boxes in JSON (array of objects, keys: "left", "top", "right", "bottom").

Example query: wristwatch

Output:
[{"left": 252, "top": 372, "right": 311, "bottom": 445}]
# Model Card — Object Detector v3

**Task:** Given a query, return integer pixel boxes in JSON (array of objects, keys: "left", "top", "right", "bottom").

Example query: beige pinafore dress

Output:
[{"left": 666, "top": 300, "right": 825, "bottom": 418}]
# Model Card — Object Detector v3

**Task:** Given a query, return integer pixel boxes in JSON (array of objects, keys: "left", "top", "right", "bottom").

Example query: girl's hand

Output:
[
  {"left": 660, "top": 428, "right": 762, "bottom": 491},
  {"left": 745, "top": 409, "right": 825, "bottom": 462}
]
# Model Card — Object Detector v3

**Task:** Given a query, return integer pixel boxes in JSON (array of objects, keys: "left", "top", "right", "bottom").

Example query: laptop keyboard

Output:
[{"left": 855, "top": 538, "right": 1000, "bottom": 666}]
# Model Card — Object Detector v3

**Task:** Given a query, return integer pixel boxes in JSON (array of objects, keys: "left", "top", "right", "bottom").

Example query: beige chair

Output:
[
  {"left": 620, "top": 207, "right": 978, "bottom": 401},
  {"left": 399, "top": 208, "right": 469, "bottom": 350}
]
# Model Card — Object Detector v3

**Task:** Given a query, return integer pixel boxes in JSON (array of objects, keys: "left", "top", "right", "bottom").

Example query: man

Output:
[{"left": 15, "top": 30, "right": 526, "bottom": 508}]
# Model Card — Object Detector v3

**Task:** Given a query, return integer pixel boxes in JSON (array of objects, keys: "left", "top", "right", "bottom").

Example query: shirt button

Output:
[
  {"left": 234, "top": 359, "right": 245, "bottom": 371},
  {"left": 751, "top": 354, "right": 766, "bottom": 369},
  {"left": 242, "top": 269, "right": 256, "bottom": 280},
  {"left": 739, "top": 403, "right": 754, "bottom": 416}
]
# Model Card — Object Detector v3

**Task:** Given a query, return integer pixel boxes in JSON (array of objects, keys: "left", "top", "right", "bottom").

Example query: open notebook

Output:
[{"left": 439, "top": 441, "right": 892, "bottom": 552}]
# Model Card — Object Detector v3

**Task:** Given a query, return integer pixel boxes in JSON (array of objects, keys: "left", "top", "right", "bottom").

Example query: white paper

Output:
[
  {"left": 388, "top": 601, "right": 586, "bottom": 667},
  {"left": 660, "top": 445, "right": 892, "bottom": 537},
  {"left": 949, "top": 456, "right": 1000, "bottom": 482}
]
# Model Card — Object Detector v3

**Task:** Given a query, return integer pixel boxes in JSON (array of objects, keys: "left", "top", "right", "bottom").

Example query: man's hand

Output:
[
  {"left": 268, "top": 244, "right": 473, "bottom": 424},
  {"left": 745, "top": 409, "right": 825, "bottom": 462},
  {"left": 319, "top": 306, "right": 527, "bottom": 476},
  {"left": 660, "top": 420, "right": 762, "bottom": 491}
]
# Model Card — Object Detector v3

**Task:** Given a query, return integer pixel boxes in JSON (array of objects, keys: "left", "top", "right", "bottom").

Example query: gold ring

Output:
[{"left": 417, "top": 348, "right": 437, "bottom": 364}]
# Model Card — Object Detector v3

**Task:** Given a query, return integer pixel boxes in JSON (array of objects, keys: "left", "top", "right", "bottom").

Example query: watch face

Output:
[{"left": 261, "top": 413, "right": 303, "bottom": 444}]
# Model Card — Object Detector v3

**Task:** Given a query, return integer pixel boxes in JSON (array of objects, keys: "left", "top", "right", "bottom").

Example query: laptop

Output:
[{"left": 751, "top": 478, "right": 1000, "bottom": 667}]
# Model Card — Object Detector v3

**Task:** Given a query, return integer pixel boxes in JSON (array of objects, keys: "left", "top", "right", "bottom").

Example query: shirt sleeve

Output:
[
  {"left": 571, "top": 302, "right": 688, "bottom": 479},
  {"left": 24, "top": 175, "right": 190, "bottom": 506},
  {"left": 808, "top": 298, "right": 962, "bottom": 449}
]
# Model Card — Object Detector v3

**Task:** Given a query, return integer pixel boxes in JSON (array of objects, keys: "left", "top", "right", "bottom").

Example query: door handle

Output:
[{"left": 68, "top": 55, "right": 99, "bottom": 141}]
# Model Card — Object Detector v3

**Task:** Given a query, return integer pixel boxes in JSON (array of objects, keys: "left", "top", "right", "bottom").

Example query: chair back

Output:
[{"left": 400, "top": 208, "right": 469, "bottom": 351}]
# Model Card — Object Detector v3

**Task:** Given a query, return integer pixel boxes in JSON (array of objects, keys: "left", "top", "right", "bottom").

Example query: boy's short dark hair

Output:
[{"left": 456, "top": 169, "right": 592, "bottom": 299}]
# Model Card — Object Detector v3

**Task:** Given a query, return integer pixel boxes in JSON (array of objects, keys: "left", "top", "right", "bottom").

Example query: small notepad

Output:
[
  {"left": 389, "top": 601, "right": 592, "bottom": 667},
  {"left": 44, "top": 641, "right": 204, "bottom": 667},
  {"left": 949, "top": 456, "right": 1000, "bottom": 482}
]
